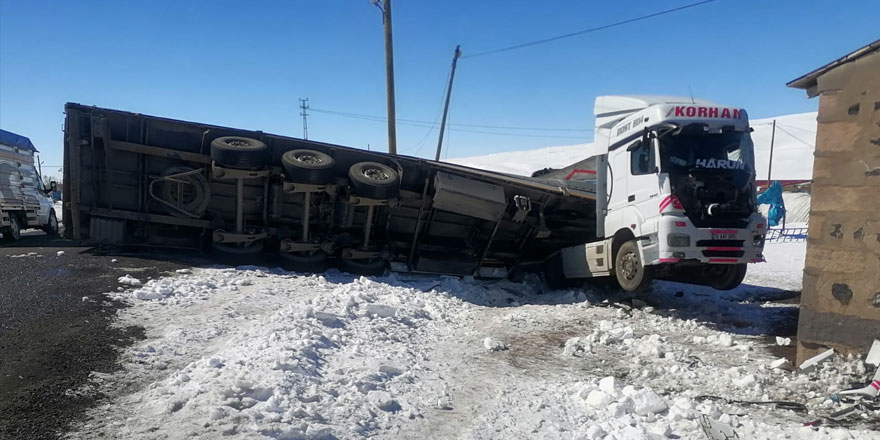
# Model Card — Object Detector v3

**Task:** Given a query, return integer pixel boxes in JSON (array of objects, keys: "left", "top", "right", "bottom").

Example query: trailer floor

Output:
[{"left": 0, "top": 232, "right": 189, "bottom": 440}]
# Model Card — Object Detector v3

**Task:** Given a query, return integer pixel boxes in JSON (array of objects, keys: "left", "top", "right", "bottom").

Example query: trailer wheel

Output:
[
  {"left": 43, "top": 210, "right": 59, "bottom": 236},
  {"left": 210, "top": 136, "right": 268, "bottom": 169},
  {"left": 613, "top": 240, "right": 652, "bottom": 293},
  {"left": 281, "top": 149, "right": 336, "bottom": 184},
  {"left": 709, "top": 263, "right": 747, "bottom": 290},
  {"left": 348, "top": 162, "right": 400, "bottom": 199},
  {"left": 280, "top": 251, "right": 329, "bottom": 273},
  {"left": 2, "top": 214, "right": 21, "bottom": 242},
  {"left": 339, "top": 258, "right": 387, "bottom": 276}
]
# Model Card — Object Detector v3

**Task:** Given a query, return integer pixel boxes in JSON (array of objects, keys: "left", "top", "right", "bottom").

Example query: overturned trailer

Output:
[{"left": 62, "top": 104, "right": 598, "bottom": 277}]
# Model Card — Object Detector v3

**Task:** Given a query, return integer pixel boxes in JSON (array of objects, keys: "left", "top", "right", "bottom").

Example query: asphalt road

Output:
[{"left": 0, "top": 231, "right": 190, "bottom": 440}]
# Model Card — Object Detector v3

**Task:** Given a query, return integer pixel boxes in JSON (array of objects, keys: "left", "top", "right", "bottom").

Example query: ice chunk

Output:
[
  {"left": 717, "top": 334, "right": 733, "bottom": 347},
  {"left": 367, "top": 391, "right": 400, "bottom": 412},
  {"left": 775, "top": 336, "right": 792, "bottom": 346},
  {"left": 598, "top": 376, "right": 620, "bottom": 397},
  {"left": 56, "top": 251, "right": 65, "bottom": 256},
  {"left": 563, "top": 337, "right": 591, "bottom": 356},
  {"left": 584, "top": 390, "right": 614, "bottom": 408},
  {"left": 630, "top": 388, "right": 667, "bottom": 415},
  {"left": 365, "top": 304, "right": 397, "bottom": 318},
  {"left": 483, "top": 337, "right": 508, "bottom": 351},
  {"left": 118, "top": 275, "right": 142, "bottom": 286}
]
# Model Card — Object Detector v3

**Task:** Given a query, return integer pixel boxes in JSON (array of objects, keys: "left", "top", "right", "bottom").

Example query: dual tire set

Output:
[{"left": 209, "top": 136, "right": 400, "bottom": 274}]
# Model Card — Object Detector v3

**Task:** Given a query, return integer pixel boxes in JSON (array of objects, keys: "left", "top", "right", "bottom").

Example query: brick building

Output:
[{"left": 787, "top": 38, "right": 880, "bottom": 364}]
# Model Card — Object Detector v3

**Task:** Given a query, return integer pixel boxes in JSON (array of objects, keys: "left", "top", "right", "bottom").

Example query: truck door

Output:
[{"left": 626, "top": 138, "right": 661, "bottom": 237}]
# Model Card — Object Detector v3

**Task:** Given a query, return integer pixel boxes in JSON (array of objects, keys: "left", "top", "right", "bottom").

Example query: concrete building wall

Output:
[{"left": 797, "top": 50, "right": 880, "bottom": 364}]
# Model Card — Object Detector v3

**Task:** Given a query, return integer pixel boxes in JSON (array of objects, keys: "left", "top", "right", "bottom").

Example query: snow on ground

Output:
[
  {"left": 68, "top": 239, "right": 880, "bottom": 439},
  {"left": 449, "top": 112, "right": 817, "bottom": 181}
]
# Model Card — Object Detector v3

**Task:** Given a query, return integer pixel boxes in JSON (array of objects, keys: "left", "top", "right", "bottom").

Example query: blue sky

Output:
[{"left": 0, "top": 0, "right": 877, "bottom": 175}]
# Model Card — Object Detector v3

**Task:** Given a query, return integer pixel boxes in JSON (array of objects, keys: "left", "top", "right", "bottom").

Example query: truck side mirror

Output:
[{"left": 50, "top": 181, "right": 57, "bottom": 191}]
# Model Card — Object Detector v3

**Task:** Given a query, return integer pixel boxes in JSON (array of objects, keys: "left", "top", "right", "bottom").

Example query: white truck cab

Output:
[
  {"left": 559, "top": 96, "right": 765, "bottom": 292},
  {"left": 0, "top": 129, "right": 59, "bottom": 242}
]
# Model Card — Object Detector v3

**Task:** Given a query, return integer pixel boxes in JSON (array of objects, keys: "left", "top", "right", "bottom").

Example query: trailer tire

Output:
[
  {"left": 43, "top": 210, "right": 59, "bottom": 236},
  {"left": 3, "top": 214, "right": 21, "bottom": 242},
  {"left": 339, "top": 258, "right": 387, "bottom": 276},
  {"left": 709, "top": 263, "right": 747, "bottom": 290},
  {"left": 210, "top": 136, "right": 268, "bottom": 169},
  {"left": 348, "top": 162, "right": 400, "bottom": 199},
  {"left": 281, "top": 149, "right": 336, "bottom": 184},
  {"left": 613, "top": 240, "right": 652, "bottom": 293},
  {"left": 280, "top": 251, "right": 329, "bottom": 273}
]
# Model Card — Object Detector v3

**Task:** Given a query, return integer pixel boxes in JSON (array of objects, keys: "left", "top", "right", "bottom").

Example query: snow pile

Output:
[
  {"left": 70, "top": 241, "right": 880, "bottom": 439},
  {"left": 450, "top": 112, "right": 817, "bottom": 182}
]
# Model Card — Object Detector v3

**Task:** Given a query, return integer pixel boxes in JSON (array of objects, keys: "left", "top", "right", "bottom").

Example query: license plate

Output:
[{"left": 712, "top": 232, "right": 736, "bottom": 240}]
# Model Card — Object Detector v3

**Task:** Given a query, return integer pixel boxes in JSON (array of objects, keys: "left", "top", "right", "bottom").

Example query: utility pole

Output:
[
  {"left": 435, "top": 45, "right": 462, "bottom": 161},
  {"left": 299, "top": 98, "right": 310, "bottom": 140},
  {"left": 373, "top": 0, "right": 397, "bottom": 155},
  {"left": 767, "top": 119, "right": 776, "bottom": 185}
]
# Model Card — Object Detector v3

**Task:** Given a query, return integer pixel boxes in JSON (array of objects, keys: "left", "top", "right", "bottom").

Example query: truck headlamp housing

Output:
[
  {"left": 753, "top": 234, "right": 765, "bottom": 248},
  {"left": 667, "top": 233, "right": 690, "bottom": 247}
]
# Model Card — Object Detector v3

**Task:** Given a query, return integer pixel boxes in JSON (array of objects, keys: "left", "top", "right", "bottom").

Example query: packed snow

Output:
[
  {"left": 66, "top": 240, "right": 880, "bottom": 439},
  {"left": 449, "top": 112, "right": 817, "bottom": 181}
]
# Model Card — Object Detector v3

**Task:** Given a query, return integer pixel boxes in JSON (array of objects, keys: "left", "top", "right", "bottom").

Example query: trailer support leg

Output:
[
  {"left": 302, "top": 191, "right": 311, "bottom": 241},
  {"left": 362, "top": 205, "right": 375, "bottom": 250},
  {"left": 235, "top": 178, "right": 244, "bottom": 233}
]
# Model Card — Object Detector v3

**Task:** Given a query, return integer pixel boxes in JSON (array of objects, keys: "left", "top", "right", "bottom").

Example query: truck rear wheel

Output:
[
  {"left": 281, "top": 149, "right": 336, "bottom": 184},
  {"left": 210, "top": 136, "right": 268, "bottom": 169},
  {"left": 348, "top": 162, "right": 400, "bottom": 199},
  {"left": 709, "top": 263, "right": 747, "bottom": 290},
  {"left": 614, "top": 240, "right": 652, "bottom": 293},
  {"left": 3, "top": 214, "right": 21, "bottom": 242}
]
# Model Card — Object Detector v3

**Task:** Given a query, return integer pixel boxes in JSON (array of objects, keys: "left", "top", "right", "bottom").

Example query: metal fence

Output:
[{"left": 766, "top": 227, "right": 808, "bottom": 243}]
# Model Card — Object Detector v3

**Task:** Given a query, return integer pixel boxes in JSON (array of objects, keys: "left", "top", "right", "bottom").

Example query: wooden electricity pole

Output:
[
  {"left": 435, "top": 45, "right": 461, "bottom": 161},
  {"left": 380, "top": 0, "right": 398, "bottom": 155}
]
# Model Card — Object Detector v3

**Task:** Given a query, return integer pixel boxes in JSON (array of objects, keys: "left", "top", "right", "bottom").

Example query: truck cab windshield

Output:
[{"left": 658, "top": 128, "right": 755, "bottom": 174}]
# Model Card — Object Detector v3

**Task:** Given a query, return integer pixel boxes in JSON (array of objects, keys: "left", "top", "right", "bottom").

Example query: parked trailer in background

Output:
[
  {"left": 63, "top": 96, "right": 765, "bottom": 292},
  {"left": 0, "top": 129, "right": 59, "bottom": 241}
]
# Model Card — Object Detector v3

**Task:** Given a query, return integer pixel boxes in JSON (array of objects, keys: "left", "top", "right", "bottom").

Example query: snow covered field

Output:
[{"left": 67, "top": 241, "right": 880, "bottom": 439}]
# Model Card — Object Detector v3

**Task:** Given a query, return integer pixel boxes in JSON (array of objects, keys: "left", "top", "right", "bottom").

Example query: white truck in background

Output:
[
  {"left": 541, "top": 95, "right": 766, "bottom": 292},
  {"left": 0, "top": 129, "right": 59, "bottom": 241}
]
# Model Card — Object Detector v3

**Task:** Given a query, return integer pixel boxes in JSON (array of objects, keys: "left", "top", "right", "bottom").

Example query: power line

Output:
[
  {"left": 774, "top": 125, "right": 815, "bottom": 148},
  {"left": 463, "top": 0, "right": 718, "bottom": 58},
  {"left": 309, "top": 107, "right": 592, "bottom": 132}
]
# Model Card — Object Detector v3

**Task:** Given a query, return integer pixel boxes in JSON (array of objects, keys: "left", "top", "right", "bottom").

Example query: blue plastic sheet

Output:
[
  {"left": 0, "top": 128, "right": 38, "bottom": 152},
  {"left": 757, "top": 181, "right": 786, "bottom": 226}
]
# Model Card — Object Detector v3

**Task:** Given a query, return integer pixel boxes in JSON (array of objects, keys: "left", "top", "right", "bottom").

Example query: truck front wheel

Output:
[
  {"left": 709, "top": 264, "right": 747, "bottom": 290},
  {"left": 43, "top": 210, "right": 59, "bottom": 236},
  {"left": 614, "top": 240, "right": 652, "bottom": 293}
]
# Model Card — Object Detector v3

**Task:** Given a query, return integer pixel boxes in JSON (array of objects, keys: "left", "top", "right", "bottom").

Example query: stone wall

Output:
[{"left": 797, "top": 50, "right": 880, "bottom": 364}]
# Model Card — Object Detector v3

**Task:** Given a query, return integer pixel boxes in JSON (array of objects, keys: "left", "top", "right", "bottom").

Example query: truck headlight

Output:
[
  {"left": 753, "top": 235, "right": 765, "bottom": 247},
  {"left": 667, "top": 233, "right": 690, "bottom": 247}
]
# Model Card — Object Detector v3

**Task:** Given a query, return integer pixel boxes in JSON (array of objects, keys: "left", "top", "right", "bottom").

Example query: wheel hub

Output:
[
  {"left": 621, "top": 252, "right": 639, "bottom": 280},
  {"left": 362, "top": 167, "right": 390, "bottom": 181},
  {"left": 295, "top": 153, "right": 324, "bottom": 165}
]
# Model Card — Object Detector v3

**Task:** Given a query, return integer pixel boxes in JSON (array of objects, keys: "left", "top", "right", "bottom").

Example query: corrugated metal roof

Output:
[{"left": 787, "top": 38, "right": 880, "bottom": 90}]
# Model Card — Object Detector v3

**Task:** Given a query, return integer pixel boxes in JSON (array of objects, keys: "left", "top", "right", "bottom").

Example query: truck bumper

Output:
[{"left": 653, "top": 214, "right": 765, "bottom": 265}]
